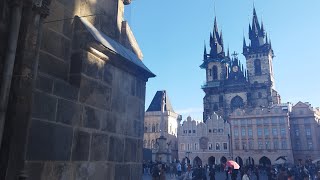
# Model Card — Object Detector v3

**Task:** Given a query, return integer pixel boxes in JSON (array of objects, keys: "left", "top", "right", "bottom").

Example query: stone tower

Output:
[
  {"left": 201, "top": 9, "right": 281, "bottom": 122},
  {"left": 243, "top": 7, "right": 281, "bottom": 107}
]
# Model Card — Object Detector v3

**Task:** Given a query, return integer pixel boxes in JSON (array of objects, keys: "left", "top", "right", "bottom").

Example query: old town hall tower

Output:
[{"left": 201, "top": 8, "right": 281, "bottom": 122}]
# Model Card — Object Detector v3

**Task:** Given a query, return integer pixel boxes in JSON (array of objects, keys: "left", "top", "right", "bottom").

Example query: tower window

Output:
[
  {"left": 219, "top": 95, "right": 223, "bottom": 107},
  {"left": 213, "top": 104, "right": 218, "bottom": 111},
  {"left": 231, "top": 96, "right": 244, "bottom": 110},
  {"left": 254, "top": 59, "right": 262, "bottom": 75},
  {"left": 208, "top": 69, "right": 212, "bottom": 76},
  {"left": 212, "top": 66, "right": 218, "bottom": 80}
]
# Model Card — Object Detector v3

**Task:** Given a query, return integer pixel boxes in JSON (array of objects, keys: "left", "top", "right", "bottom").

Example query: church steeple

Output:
[
  {"left": 244, "top": 6, "right": 272, "bottom": 56},
  {"left": 209, "top": 16, "right": 225, "bottom": 59},
  {"left": 203, "top": 43, "right": 207, "bottom": 60}
]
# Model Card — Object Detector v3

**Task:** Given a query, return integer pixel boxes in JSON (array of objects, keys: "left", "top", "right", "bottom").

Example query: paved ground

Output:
[{"left": 142, "top": 171, "right": 268, "bottom": 180}]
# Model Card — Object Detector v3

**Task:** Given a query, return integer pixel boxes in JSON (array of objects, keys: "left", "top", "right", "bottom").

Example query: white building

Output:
[{"left": 178, "top": 114, "right": 231, "bottom": 167}]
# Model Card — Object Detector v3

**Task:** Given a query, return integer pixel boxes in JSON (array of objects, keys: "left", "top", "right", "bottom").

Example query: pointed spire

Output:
[
  {"left": 214, "top": 17, "right": 219, "bottom": 37},
  {"left": 203, "top": 43, "right": 207, "bottom": 60},
  {"left": 227, "top": 46, "right": 230, "bottom": 57},
  {"left": 243, "top": 37, "right": 247, "bottom": 47},
  {"left": 220, "top": 30, "right": 224, "bottom": 51},
  {"left": 265, "top": 33, "right": 269, "bottom": 44}
]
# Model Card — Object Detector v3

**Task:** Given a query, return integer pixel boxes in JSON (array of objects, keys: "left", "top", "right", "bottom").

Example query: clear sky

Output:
[{"left": 125, "top": 0, "right": 320, "bottom": 121}]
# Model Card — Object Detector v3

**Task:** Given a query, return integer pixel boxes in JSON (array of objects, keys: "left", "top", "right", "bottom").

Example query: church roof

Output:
[{"left": 146, "top": 90, "right": 175, "bottom": 112}]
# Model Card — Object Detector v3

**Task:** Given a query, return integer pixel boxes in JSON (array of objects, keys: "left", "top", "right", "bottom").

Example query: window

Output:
[
  {"left": 248, "top": 140, "right": 254, "bottom": 150},
  {"left": 234, "top": 129, "right": 239, "bottom": 137},
  {"left": 272, "top": 118, "right": 277, "bottom": 124},
  {"left": 156, "top": 124, "right": 159, "bottom": 132},
  {"left": 304, "top": 118, "right": 309, "bottom": 124},
  {"left": 209, "top": 143, "right": 213, "bottom": 150},
  {"left": 279, "top": 118, "right": 285, "bottom": 124},
  {"left": 280, "top": 126, "right": 286, "bottom": 137},
  {"left": 184, "top": 130, "right": 187, "bottom": 134},
  {"left": 242, "top": 128, "right": 246, "bottom": 137},
  {"left": 189, "top": 130, "right": 191, "bottom": 133},
  {"left": 247, "top": 119, "right": 252, "bottom": 125},
  {"left": 219, "top": 95, "right": 224, "bottom": 107},
  {"left": 213, "top": 104, "right": 218, "bottom": 111},
  {"left": 193, "top": 130, "right": 196, "bottom": 133},
  {"left": 144, "top": 126, "right": 148, "bottom": 132},
  {"left": 274, "top": 140, "right": 279, "bottom": 149},
  {"left": 216, "top": 143, "right": 220, "bottom": 150},
  {"left": 272, "top": 128, "right": 278, "bottom": 136},
  {"left": 295, "top": 129, "right": 299, "bottom": 136},
  {"left": 257, "top": 128, "right": 262, "bottom": 137},
  {"left": 257, "top": 119, "right": 262, "bottom": 125},
  {"left": 213, "top": 129, "right": 217, "bottom": 133},
  {"left": 281, "top": 140, "right": 287, "bottom": 149},
  {"left": 254, "top": 59, "right": 262, "bottom": 75},
  {"left": 187, "top": 144, "right": 190, "bottom": 150},
  {"left": 231, "top": 96, "right": 244, "bottom": 110},
  {"left": 241, "top": 120, "right": 247, "bottom": 125},
  {"left": 218, "top": 129, "right": 224, "bottom": 133},
  {"left": 152, "top": 125, "right": 155, "bottom": 132},
  {"left": 194, "top": 143, "right": 198, "bottom": 150},
  {"left": 308, "top": 141, "right": 313, "bottom": 150},
  {"left": 258, "top": 141, "right": 263, "bottom": 149},
  {"left": 264, "top": 128, "right": 269, "bottom": 136},
  {"left": 212, "top": 66, "right": 218, "bottom": 79},
  {"left": 242, "top": 142, "right": 247, "bottom": 150},
  {"left": 295, "top": 141, "right": 300, "bottom": 150},
  {"left": 180, "top": 144, "right": 185, "bottom": 151},
  {"left": 209, "top": 129, "right": 212, "bottom": 133},
  {"left": 248, "top": 128, "right": 253, "bottom": 137},
  {"left": 263, "top": 118, "right": 269, "bottom": 124},
  {"left": 265, "top": 141, "right": 271, "bottom": 149},
  {"left": 223, "top": 143, "right": 228, "bottom": 150},
  {"left": 306, "top": 127, "right": 311, "bottom": 137},
  {"left": 235, "top": 141, "right": 240, "bottom": 150},
  {"left": 208, "top": 69, "right": 212, "bottom": 76}
]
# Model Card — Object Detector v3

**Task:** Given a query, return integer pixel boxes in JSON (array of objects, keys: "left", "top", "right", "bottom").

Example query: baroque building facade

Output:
[
  {"left": 178, "top": 114, "right": 231, "bottom": 167},
  {"left": 143, "top": 90, "right": 181, "bottom": 162}
]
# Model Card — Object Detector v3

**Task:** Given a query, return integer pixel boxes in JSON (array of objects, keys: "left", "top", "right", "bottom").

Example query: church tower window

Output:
[
  {"left": 219, "top": 95, "right": 224, "bottom": 107},
  {"left": 231, "top": 96, "right": 244, "bottom": 110},
  {"left": 212, "top": 66, "right": 218, "bottom": 80},
  {"left": 254, "top": 59, "right": 262, "bottom": 75}
]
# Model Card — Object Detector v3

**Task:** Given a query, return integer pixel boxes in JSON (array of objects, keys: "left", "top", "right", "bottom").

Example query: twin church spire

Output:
[{"left": 243, "top": 7, "right": 273, "bottom": 56}]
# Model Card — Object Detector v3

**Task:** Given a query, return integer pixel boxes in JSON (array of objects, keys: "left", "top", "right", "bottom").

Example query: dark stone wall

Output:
[{"left": 21, "top": 1, "right": 148, "bottom": 179}]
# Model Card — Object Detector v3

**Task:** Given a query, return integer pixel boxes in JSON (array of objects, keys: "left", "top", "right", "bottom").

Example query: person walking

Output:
[
  {"left": 177, "top": 162, "right": 182, "bottom": 177},
  {"left": 209, "top": 168, "right": 215, "bottom": 180},
  {"left": 242, "top": 169, "right": 250, "bottom": 180},
  {"left": 152, "top": 164, "right": 160, "bottom": 180},
  {"left": 160, "top": 164, "right": 166, "bottom": 180}
]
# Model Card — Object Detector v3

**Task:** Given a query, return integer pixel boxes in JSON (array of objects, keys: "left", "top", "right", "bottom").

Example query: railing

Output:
[{"left": 202, "top": 81, "right": 220, "bottom": 88}]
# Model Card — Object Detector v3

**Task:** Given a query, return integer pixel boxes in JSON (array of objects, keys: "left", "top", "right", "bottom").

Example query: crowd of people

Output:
[{"left": 143, "top": 160, "right": 320, "bottom": 180}]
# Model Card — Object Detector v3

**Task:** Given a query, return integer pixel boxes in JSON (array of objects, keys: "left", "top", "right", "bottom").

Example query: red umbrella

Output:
[{"left": 226, "top": 160, "right": 240, "bottom": 170}]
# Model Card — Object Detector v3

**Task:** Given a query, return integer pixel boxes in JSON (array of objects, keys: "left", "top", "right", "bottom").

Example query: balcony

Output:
[{"left": 202, "top": 81, "right": 220, "bottom": 88}]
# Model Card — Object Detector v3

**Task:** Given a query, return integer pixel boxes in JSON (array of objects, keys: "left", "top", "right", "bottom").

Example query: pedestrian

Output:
[
  {"left": 177, "top": 162, "right": 182, "bottom": 177},
  {"left": 160, "top": 164, "right": 166, "bottom": 180},
  {"left": 277, "top": 167, "right": 288, "bottom": 180},
  {"left": 315, "top": 171, "right": 320, "bottom": 180},
  {"left": 209, "top": 168, "right": 215, "bottom": 180},
  {"left": 152, "top": 164, "right": 160, "bottom": 180},
  {"left": 242, "top": 169, "right": 250, "bottom": 180}
]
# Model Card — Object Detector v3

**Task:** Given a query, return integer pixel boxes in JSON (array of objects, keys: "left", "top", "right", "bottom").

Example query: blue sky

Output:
[{"left": 125, "top": 0, "right": 320, "bottom": 120}]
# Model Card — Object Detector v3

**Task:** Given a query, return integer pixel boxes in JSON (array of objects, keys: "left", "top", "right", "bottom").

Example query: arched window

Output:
[
  {"left": 144, "top": 126, "right": 148, "bottom": 132},
  {"left": 156, "top": 123, "right": 159, "bottom": 132},
  {"left": 213, "top": 104, "right": 218, "bottom": 111},
  {"left": 254, "top": 59, "right": 262, "bottom": 75},
  {"left": 212, "top": 66, "right": 218, "bottom": 80},
  {"left": 219, "top": 95, "right": 224, "bottom": 107},
  {"left": 152, "top": 124, "right": 155, "bottom": 132},
  {"left": 231, "top": 96, "right": 244, "bottom": 110}
]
